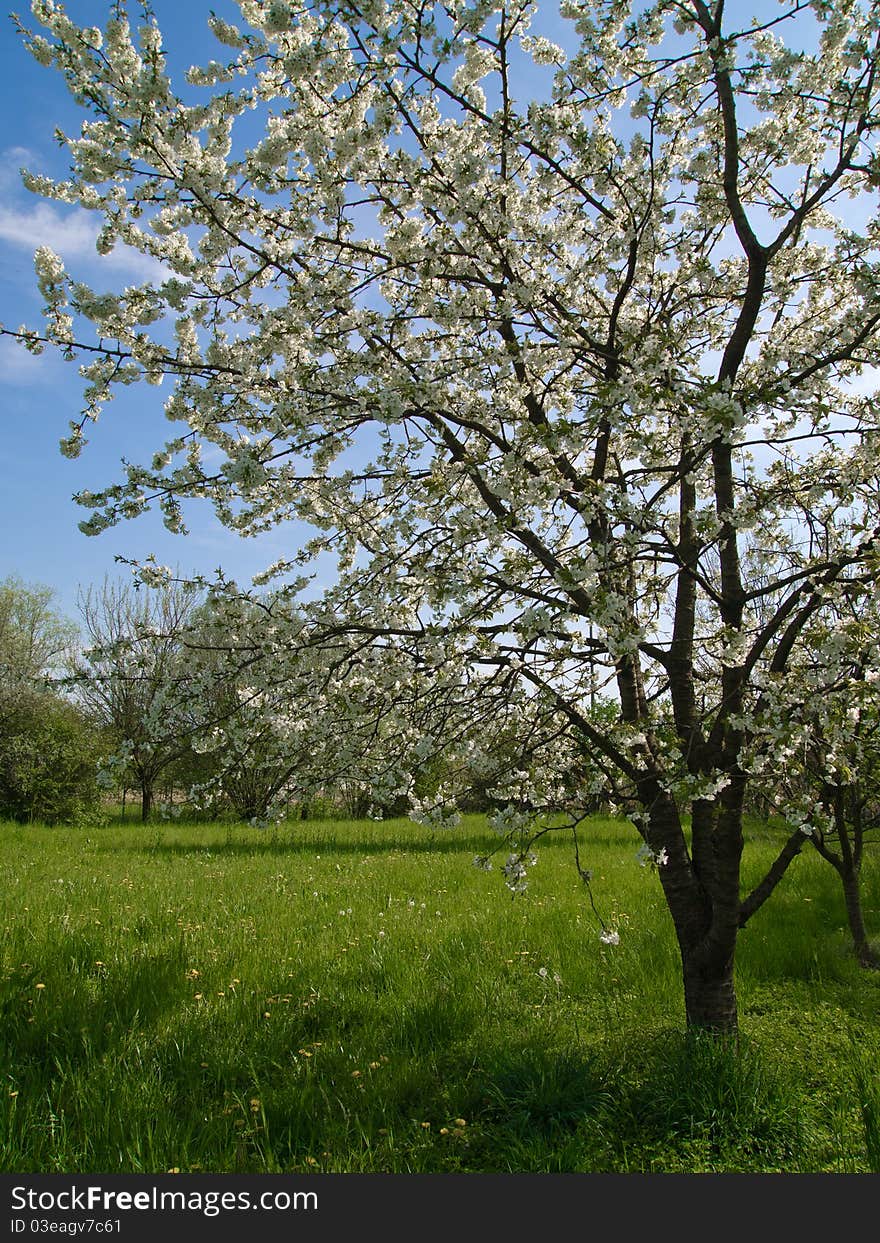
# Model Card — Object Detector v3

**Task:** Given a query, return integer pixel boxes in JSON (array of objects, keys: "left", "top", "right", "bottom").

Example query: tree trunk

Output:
[
  {"left": 645, "top": 788, "right": 741, "bottom": 1036},
  {"left": 649, "top": 784, "right": 745, "bottom": 1037},
  {"left": 824, "top": 789, "right": 878, "bottom": 969},
  {"left": 840, "top": 864, "right": 879, "bottom": 969},
  {"left": 681, "top": 948, "right": 738, "bottom": 1033},
  {"left": 141, "top": 783, "right": 153, "bottom": 823}
]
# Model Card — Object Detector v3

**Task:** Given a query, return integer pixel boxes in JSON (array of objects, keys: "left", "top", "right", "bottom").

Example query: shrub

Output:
[{"left": 0, "top": 687, "right": 102, "bottom": 823}]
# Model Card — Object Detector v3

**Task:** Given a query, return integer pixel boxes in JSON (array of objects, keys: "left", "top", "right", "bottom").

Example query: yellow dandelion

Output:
[
  {"left": 35, "top": 983, "right": 45, "bottom": 990},
  {"left": 454, "top": 1118, "right": 467, "bottom": 1127},
  {"left": 420, "top": 1121, "right": 431, "bottom": 1129}
]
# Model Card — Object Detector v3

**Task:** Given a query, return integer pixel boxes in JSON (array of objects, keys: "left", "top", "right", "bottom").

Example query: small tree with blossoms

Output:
[
  {"left": 7, "top": 0, "right": 880, "bottom": 1033},
  {"left": 753, "top": 585, "right": 880, "bottom": 967},
  {"left": 176, "top": 579, "right": 561, "bottom": 824}
]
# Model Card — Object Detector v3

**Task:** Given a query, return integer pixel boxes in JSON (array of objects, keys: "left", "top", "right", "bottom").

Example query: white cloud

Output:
[
  {"left": 0, "top": 334, "right": 58, "bottom": 385},
  {"left": 0, "top": 199, "right": 167, "bottom": 284},
  {"left": 0, "top": 201, "right": 97, "bottom": 254},
  {"left": 0, "top": 148, "right": 40, "bottom": 193}
]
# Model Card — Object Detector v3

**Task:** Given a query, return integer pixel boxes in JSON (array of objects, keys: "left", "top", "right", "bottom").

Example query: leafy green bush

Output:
[{"left": 0, "top": 687, "right": 102, "bottom": 824}]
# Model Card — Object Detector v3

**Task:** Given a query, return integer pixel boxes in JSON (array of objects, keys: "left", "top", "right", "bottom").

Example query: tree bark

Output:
[
  {"left": 645, "top": 789, "right": 740, "bottom": 1034},
  {"left": 681, "top": 946, "right": 738, "bottom": 1033},
  {"left": 141, "top": 782, "right": 153, "bottom": 823},
  {"left": 840, "top": 864, "right": 879, "bottom": 969},
  {"left": 827, "top": 788, "right": 879, "bottom": 968}
]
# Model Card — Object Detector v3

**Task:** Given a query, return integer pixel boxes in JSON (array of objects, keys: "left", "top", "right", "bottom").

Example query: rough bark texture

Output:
[
  {"left": 841, "top": 866, "right": 879, "bottom": 969},
  {"left": 646, "top": 790, "right": 741, "bottom": 1035},
  {"left": 682, "top": 949, "right": 738, "bottom": 1033}
]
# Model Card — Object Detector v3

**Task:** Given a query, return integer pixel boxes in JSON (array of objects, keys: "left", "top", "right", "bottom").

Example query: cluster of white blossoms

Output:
[
  {"left": 501, "top": 851, "right": 537, "bottom": 895},
  {"left": 636, "top": 844, "right": 669, "bottom": 869}
]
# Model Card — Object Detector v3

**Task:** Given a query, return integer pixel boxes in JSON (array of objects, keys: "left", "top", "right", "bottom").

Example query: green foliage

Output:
[
  {"left": 0, "top": 576, "right": 99, "bottom": 825},
  {"left": 0, "top": 688, "right": 102, "bottom": 824},
  {"left": 0, "top": 575, "right": 77, "bottom": 689},
  {"left": 0, "top": 815, "right": 877, "bottom": 1172}
]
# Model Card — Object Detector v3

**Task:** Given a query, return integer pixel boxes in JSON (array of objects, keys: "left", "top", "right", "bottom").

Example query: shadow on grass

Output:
[
  {"left": 597, "top": 1028, "right": 804, "bottom": 1169},
  {"left": 93, "top": 833, "right": 572, "bottom": 860},
  {"left": 91, "top": 817, "right": 637, "bottom": 861},
  {"left": 0, "top": 942, "right": 810, "bottom": 1173},
  {"left": 0, "top": 933, "right": 189, "bottom": 1072},
  {"left": 0, "top": 895, "right": 830, "bottom": 1172}
]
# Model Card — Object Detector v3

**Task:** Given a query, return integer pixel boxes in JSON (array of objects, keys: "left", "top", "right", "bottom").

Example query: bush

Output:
[{"left": 0, "top": 687, "right": 103, "bottom": 824}]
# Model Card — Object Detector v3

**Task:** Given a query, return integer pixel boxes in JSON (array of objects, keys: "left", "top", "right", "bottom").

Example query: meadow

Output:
[{"left": 1, "top": 813, "right": 878, "bottom": 1174}]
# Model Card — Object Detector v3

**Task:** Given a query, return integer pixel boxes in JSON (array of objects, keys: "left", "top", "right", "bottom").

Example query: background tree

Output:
[
  {"left": 73, "top": 576, "right": 199, "bottom": 821},
  {"left": 8, "top": 0, "right": 880, "bottom": 1033},
  {"left": 755, "top": 588, "right": 880, "bottom": 968},
  {"left": 0, "top": 575, "right": 101, "bottom": 823},
  {"left": 0, "top": 575, "right": 77, "bottom": 690},
  {"left": 0, "top": 687, "right": 103, "bottom": 824},
  {"left": 802, "top": 698, "right": 880, "bottom": 969},
  {"left": 178, "top": 583, "right": 533, "bottom": 823}
]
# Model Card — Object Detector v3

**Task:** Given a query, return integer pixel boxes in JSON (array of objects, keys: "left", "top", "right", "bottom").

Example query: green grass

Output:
[{"left": 1, "top": 814, "right": 878, "bottom": 1173}]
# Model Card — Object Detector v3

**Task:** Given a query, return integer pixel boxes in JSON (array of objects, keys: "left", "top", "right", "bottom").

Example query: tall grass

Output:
[{"left": 1, "top": 815, "right": 877, "bottom": 1172}]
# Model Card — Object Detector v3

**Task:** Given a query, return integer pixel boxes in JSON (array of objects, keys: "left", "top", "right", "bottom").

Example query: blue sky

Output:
[{"left": 0, "top": 0, "right": 292, "bottom": 622}]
